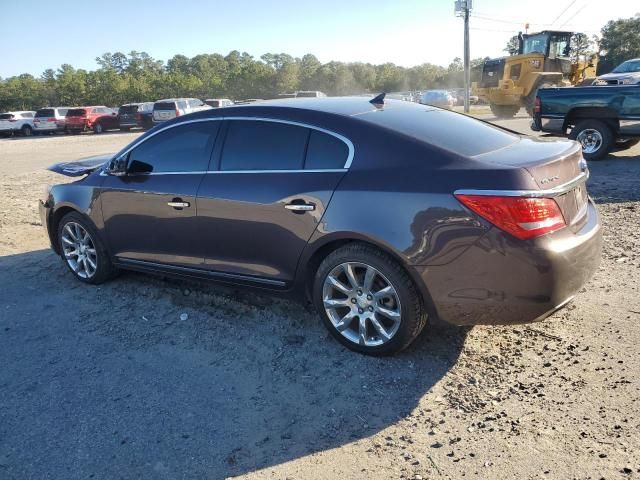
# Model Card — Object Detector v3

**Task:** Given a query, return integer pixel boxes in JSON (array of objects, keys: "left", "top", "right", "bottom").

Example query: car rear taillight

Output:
[
  {"left": 48, "top": 117, "right": 56, "bottom": 122},
  {"left": 175, "top": 108, "right": 180, "bottom": 117},
  {"left": 534, "top": 97, "right": 541, "bottom": 114},
  {"left": 455, "top": 194, "right": 566, "bottom": 240}
]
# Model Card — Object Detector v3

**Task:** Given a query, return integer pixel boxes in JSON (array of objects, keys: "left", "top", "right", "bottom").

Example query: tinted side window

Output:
[
  {"left": 178, "top": 100, "right": 188, "bottom": 109},
  {"left": 22, "top": 112, "right": 34, "bottom": 118},
  {"left": 221, "top": 121, "right": 309, "bottom": 171},
  {"left": 129, "top": 122, "right": 218, "bottom": 173},
  {"left": 305, "top": 130, "right": 349, "bottom": 169}
]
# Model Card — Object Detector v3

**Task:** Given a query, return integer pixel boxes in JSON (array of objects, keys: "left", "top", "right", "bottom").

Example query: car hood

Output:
[{"left": 48, "top": 154, "right": 112, "bottom": 177}]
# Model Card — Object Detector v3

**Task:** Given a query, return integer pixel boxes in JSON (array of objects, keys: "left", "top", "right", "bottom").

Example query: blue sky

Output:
[{"left": 1, "top": 0, "right": 637, "bottom": 77}]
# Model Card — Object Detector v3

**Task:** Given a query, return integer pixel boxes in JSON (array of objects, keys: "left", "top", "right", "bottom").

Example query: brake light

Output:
[
  {"left": 175, "top": 108, "right": 180, "bottom": 117},
  {"left": 455, "top": 194, "right": 566, "bottom": 240},
  {"left": 534, "top": 97, "right": 541, "bottom": 114},
  {"left": 48, "top": 117, "right": 56, "bottom": 122}
]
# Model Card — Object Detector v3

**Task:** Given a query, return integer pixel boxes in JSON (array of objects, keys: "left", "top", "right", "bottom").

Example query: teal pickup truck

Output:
[{"left": 531, "top": 85, "right": 640, "bottom": 160}]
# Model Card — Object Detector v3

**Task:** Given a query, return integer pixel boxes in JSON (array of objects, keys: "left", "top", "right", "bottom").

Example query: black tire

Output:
[
  {"left": 569, "top": 119, "right": 615, "bottom": 161},
  {"left": 93, "top": 123, "right": 104, "bottom": 134},
  {"left": 313, "top": 243, "right": 428, "bottom": 356},
  {"left": 21, "top": 125, "right": 33, "bottom": 137},
  {"left": 525, "top": 82, "right": 555, "bottom": 117},
  {"left": 613, "top": 138, "right": 640, "bottom": 151},
  {"left": 489, "top": 103, "right": 520, "bottom": 119},
  {"left": 56, "top": 212, "right": 117, "bottom": 284}
]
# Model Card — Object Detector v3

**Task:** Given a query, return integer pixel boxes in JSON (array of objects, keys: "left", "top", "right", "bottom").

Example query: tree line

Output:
[{"left": 0, "top": 52, "right": 487, "bottom": 112}]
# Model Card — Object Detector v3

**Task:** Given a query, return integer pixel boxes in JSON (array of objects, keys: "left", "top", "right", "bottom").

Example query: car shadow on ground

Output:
[{"left": 0, "top": 249, "right": 468, "bottom": 479}]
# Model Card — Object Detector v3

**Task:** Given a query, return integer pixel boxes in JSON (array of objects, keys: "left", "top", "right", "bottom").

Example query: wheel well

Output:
[
  {"left": 50, "top": 206, "right": 77, "bottom": 254},
  {"left": 303, "top": 238, "right": 437, "bottom": 320},
  {"left": 565, "top": 107, "right": 619, "bottom": 132}
]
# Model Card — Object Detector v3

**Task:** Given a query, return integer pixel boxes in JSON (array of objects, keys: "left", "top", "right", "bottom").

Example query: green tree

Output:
[
  {"left": 598, "top": 15, "right": 640, "bottom": 73},
  {"left": 504, "top": 35, "right": 520, "bottom": 55}
]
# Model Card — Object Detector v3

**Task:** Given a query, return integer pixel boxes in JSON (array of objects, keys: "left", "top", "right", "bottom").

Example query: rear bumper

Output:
[
  {"left": 419, "top": 199, "right": 602, "bottom": 325},
  {"left": 531, "top": 116, "right": 566, "bottom": 134}
]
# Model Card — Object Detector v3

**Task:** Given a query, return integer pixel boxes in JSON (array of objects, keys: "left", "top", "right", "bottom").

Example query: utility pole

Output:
[{"left": 455, "top": 0, "right": 472, "bottom": 113}]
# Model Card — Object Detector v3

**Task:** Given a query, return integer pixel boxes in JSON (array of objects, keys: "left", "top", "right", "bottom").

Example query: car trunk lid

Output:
[{"left": 474, "top": 137, "right": 588, "bottom": 231}]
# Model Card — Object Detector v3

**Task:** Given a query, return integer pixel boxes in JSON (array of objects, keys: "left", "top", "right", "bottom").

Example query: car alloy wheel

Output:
[
  {"left": 61, "top": 222, "right": 98, "bottom": 279},
  {"left": 576, "top": 128, "right": 603, "bottom": 154},
  {"left": 322, "top": 261, "right": 402, "bottom": 347}
]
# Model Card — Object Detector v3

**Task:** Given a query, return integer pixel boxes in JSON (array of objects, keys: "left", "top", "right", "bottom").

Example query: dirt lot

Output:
[{"left": 0, "top": 121, "right": 639, "bottom": 480}]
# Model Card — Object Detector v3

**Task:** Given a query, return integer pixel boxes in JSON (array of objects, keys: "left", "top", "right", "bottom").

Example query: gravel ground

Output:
[{"left": 0, "top": 125, "right": 639, "bottom": 480}]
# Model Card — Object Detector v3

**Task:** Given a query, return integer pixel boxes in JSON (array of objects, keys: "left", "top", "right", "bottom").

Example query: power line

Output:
[
  {"left": 558, "top": 1, "right": 591, "bottom": 28},
  {"left": 551, "top": 0, "right": 579, "bottom": 26}
]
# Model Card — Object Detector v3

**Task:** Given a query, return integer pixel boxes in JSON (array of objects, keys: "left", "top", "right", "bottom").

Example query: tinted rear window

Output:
[
  {"left": 206, "top": 100, "right": 221, "bottom": 107},
  {"left": 305, "top": 130, "right": 349, "bottom": 169},
  {"left": 67, "top": 109, "right": 87, "bottom": 117},
  {"left": 0, "top": 114, "right": 14, "bottom": 120},
  {"left": 155, "top": 102, "right": 176, "bottom": 111},
  {"left": 119, "top": 105, "right": 138, "bottom": 114},
  {"left": 360, "top": 103, "right": 518, "bottom": 157},
  {"left": 35, "top": 109, "right": 55, "bottom": 117},
  {"left": 221, "top": 120, "right": 309, "bottom": 171}
]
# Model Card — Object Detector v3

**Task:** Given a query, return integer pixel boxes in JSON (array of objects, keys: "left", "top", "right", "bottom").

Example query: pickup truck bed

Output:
[{"left": 531, "top": 85, "right": 640, "bottom": 160}]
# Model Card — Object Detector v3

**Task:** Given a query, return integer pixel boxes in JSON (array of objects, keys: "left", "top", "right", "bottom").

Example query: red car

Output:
[{"left": 65, "top": 106, "right": 119, "bottom": 134}]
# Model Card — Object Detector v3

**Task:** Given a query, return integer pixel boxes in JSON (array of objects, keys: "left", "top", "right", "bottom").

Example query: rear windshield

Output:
[
  {"left": 206, "top": 100, "right": 221, "bottom": 107},
  {"left": 119, "top": 105, "right": 139, "bottom": 114},
  {"left": 155, "top": 102, "right": 176, "bottom": 110},
  {"left": 67, "top": 108, "right": 87, "bottom": 117},
  {"left": 35, "top": 108, "right": 55, "bottom": 117},
  {"left": 0, "top": 114, "right": 14, "bottom": 120},
  {"left": 360, "top": 102, "right": 518, "bottom": 157}
]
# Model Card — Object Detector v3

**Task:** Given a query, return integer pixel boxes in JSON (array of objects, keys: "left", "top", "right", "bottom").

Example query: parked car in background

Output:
[
  {"left": 0, "top": 111, "right": 35, "bottom": 137},
  {"left": 136, "top": 102, "right": 154, "bottom": 129},
  {"left": 594, "top": 58, "right": 640, "bottom": 86},
  {"left": 33, "top": 107, "right": 69, "bottom": 135},
  {"left": 117, "top": 103, "right": 151, "bottom": 130},
  {"left": 41, "top": 96, "right": 601, "bottom": 355},
  {"left": 531, "top": 84, "right": 640, "bottom": 160},
  {"left": 205, "top": 98, "right": 233, "bottom": 108},
  {"left": 152, "top": 98, "right": 211, "bottom": 124},
  {"left": 66, "top": 106, "right": 120, "bottom": 134},
  {"left": 295, "top": 91, "right": 327, "bottom": 98},
  {"left": 420, "top": 90, "right": 455, "bottom": 109}
]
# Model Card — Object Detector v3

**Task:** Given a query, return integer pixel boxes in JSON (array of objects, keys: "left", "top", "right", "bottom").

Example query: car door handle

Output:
[
  {"left": 285, "top": 202, "right": 315, "bottom": 212},
  {"left": 167, "top": 201, "right": 190, "bottom": 208}
]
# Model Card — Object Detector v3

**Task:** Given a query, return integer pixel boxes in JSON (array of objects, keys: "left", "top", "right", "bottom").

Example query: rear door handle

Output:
[
  {"left": 167, "top": 200, "right": 190, "bottom": 209},
  {"left": 285, "top": 202, "right": 315, "bottom": 212}
]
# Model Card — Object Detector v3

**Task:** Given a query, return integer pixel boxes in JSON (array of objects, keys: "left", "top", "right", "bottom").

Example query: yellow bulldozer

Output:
[{"left": 472, "top": 30, "right": 598, "bottom": 118}]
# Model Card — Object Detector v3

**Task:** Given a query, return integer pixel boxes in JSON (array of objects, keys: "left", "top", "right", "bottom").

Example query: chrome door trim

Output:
[{"left": 454, "top": 171, "right": 589, "bottom": 198}]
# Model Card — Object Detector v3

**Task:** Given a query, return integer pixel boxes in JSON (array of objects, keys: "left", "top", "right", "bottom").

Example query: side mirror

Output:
[
  {"left": 127, "top": 160, "right": 153, "bottom": 174},
  {"left": 106, "top": 156, "right": 128, "bottom": 176}
]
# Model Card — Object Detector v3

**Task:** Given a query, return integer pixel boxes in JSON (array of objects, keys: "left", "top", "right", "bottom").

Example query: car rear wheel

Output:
[
  {"left": 313, "top": 243, "right": 428, "bottom": 356},
  {"left": 21, "top": 125, "right": 33, "bottom": 137},
  {"left": 569, "top": 120, "right": 614, "bottom": 161},
  {"left": 57, "top": 212, "right": 117, "bottom": 284},
  {"left": 489, "top": 103, "right": 519, "bottom": 119},
  {"left": 93, "top": 123, "right": 104, "bottom": 134}
]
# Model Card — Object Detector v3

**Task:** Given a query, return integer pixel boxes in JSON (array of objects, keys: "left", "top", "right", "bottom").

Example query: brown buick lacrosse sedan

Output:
[{"left": 40, "top": 96, "right": 602, "bottom": 355}]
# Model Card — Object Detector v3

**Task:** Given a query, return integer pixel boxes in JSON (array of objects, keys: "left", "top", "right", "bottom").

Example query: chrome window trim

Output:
[
  {"left": 454, "top": 171, "right": 589, "bottom": 198},
  {"left": 101, "top": 169, "right": 347, "bottom": 177},
  {"left": 108, "top": 116, "right": 354, "bottom": 173}
]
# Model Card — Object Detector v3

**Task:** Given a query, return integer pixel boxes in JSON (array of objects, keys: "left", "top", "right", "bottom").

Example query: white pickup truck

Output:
[{"left": 0, "top": 111, "right": 36, "bottom": 137}]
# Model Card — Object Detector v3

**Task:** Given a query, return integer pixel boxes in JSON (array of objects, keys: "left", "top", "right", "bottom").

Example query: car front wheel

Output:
[
  {"left": 57, "top": 212, "right": 117, "bottom": 284},
  {"left": 314, "top": 243, "right": 428, "bottom": 355}
]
